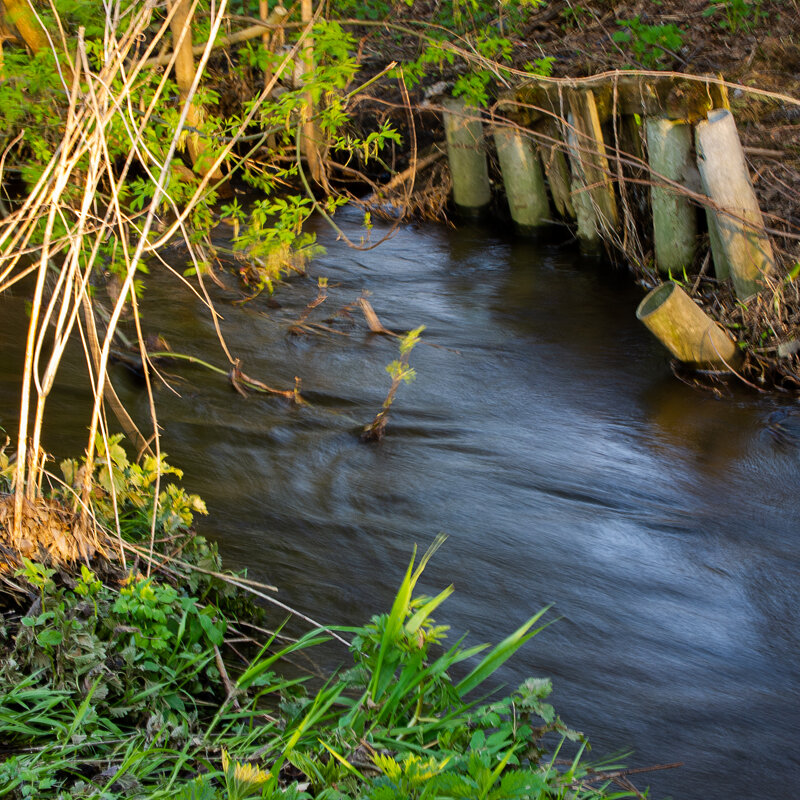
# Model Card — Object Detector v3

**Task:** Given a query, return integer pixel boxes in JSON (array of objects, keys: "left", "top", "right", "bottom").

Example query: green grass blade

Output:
[
  {"left": 368, "top": 533, "right": 448, "bottom": 702},
  {"left": 368, "top": 547, "right": 417, "bottom": 701},
  {"left": 404, "top": 584, "right": 454, "bottom": 637},
  {"left": 455, "top": 606, "right": 553, "bottom": 697}
]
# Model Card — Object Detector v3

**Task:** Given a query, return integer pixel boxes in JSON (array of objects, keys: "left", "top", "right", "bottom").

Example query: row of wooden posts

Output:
[{"left": 441, "top": 77, "right": 776, "bottom": 371}]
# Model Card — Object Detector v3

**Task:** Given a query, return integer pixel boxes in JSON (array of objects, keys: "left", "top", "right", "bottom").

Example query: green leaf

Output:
[
  {"left": 456, "top": 606, "right": 553, "bottom": 697},
  {"left": 368, "top": 534, "right": 447, "bottom": 701},
  {"left": 198, "top": 610, "right": 225, "bottom": 646},
  {"left": 36, "top": 629, "right": 63, "bottom": 647},
  {"left": 404, "top": 585, "right": 454, "bottom": 637}
]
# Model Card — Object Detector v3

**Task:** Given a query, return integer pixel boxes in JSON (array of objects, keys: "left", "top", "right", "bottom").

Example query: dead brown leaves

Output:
[{"left": 0, "top": 494, "right": 106, "bottom": 571}]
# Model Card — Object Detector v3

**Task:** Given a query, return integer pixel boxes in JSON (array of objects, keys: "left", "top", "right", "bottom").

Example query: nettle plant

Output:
[
  {"left": 703, "top": 0, "right": 766, "bottom": 32},
  {"left": 59, "top": 432, "right": 208, "bottom": 541},
  {"left": 613, "top": 17, "right": 685, "bottom": 69}
]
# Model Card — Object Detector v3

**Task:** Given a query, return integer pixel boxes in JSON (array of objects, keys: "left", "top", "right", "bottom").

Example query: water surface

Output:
[{"left": 1, "top": 209, "right": 798, "bottom": 799}]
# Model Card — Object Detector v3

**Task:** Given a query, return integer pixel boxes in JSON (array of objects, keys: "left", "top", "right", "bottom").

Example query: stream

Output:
[{"left": 1, "top": 207, "right": 799, "bottom": 799}]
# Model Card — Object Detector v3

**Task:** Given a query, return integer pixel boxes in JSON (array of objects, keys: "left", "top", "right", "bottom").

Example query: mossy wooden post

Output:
[
  {"left": 493, "top": 126, "right": 549, "bottom": 230},
  {"left": 566, "top": 116, "right": 602, "bottom": 247},
  {"left": 620, "top": 114, "right": 645, "bottom": 164},
  {"left": 443, "top": 97, "right": 491, "bottom": 215},
  {"left": 705, "top": 209, "right": 731, "bottom": 280},
  {"left": 683, "top": 149, "right": 731, "bottom": 281},
  {"left": 537, "top": 119, "right": 575, "bottom": 220},
  {"left": 645, "top": 117, "right": 697, "bottom": 275},
  {"left": 695, "top": 109, "right": 775, "bottom": 300},
  {"left": 637, "top": 282, "right": 741, "bottom": 370},
  {"left": 566, "top": 89, "right": 618, "bottom": 237}
]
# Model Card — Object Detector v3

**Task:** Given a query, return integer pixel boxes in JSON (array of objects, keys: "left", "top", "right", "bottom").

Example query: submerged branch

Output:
[{"left": 146, "top": 351, "right": 305, "bottom": 403}]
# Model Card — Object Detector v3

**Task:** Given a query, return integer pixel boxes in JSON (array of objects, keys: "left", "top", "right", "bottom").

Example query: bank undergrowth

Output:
[{"left": 0, "top": 442, "right": 643, "bottom": 800}]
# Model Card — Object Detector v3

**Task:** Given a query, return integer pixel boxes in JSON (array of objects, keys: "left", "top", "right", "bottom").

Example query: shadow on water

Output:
[{"left": 1, "top": 208, "right": 799, "bottom": 799}]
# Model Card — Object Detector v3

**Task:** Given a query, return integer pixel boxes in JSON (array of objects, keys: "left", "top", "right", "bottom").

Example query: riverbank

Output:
[
  {"left": 284, "top": 0, "right": 800, "bottom": 394},
  {"left": 0, "top": 443, "right": 652, "bottom": 799},
  {"left": 0, "top": 1, "right": 797, "bottom": 393},
  {"left": 0, "top": 2, "right": 798, "bottom": 796}
]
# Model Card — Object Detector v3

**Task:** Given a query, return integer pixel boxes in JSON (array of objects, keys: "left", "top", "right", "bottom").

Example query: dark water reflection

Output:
[{"left": 1, "top": 209, "right": 799, "bottom": 799}]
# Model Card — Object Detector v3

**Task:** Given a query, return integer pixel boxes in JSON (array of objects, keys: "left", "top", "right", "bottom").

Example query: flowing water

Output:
[{"left": 2, "top": 208, "right": 799, "bottom": 799}]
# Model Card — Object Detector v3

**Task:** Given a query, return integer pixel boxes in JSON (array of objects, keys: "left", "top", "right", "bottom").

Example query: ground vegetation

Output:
[{"left": 0, "top": 1, "right": 797, "bottom": 795}]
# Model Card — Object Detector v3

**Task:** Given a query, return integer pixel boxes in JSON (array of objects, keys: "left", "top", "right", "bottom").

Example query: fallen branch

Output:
[
  {"left": 358, "top": 296, "right": 396, "bottom": 336},
  {"left": 144, "top": 350, "right": 306, "bottom": 403}
]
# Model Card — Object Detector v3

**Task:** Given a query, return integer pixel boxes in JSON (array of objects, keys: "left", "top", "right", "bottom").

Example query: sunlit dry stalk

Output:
[
  {"left": 29, "top": 64, "right": 108, "bottom": 499},
  {"left": 11, "top": 41, "right": 87, "bottom": 532},
  {"left": 0, "top": 0, "right": 236, "bottom": 555},
  {"left": 79, "top": 0, "right": 232, "bottom": 515}
]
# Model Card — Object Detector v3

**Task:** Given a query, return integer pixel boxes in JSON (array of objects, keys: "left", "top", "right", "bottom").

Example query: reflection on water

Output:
[{"left": 1, "top": 209, "right": 799, "bottom": 798}]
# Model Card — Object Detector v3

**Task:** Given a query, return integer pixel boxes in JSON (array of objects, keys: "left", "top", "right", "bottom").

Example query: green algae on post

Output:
[
  {"left": 637, "top": 281, "right": 741, "bottom": 370},
  {"left": 442, "top": 96, "right": 491, "bottom": 215}
]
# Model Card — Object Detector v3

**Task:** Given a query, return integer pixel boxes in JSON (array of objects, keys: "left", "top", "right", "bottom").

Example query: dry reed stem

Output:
[
  {"left": 0, "top": 0, "right": 241, "bottom": 562},
  {"left": 79, "top": 0, "right": 233, "bottom": 518},
  {"left": 0, "top": 0, "right": 320, "bottom": 564}
]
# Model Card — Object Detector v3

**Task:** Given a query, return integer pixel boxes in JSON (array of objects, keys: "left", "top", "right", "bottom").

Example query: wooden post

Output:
[
  {"left": 442, "top": 97, "right": 491, "bottom": 214},
  {"left": 537, "top": 119, "right": 575, "bottom": 220},
  {"left": 566, "top": 115, "right": 602, "bottom": 247},
  {"left": 3, "top": 0, "right": 74, "bottom": 83},
  {"left": 683, "top": 150, "right": 731, "bottom": 281},
  {"left": 493, "top": 126, "right": 549, "bottom": 231},
  {"left": 620, "top": 114, "right": 645, "bottom": 164},
  {"left": 645, "top": 117, "right": 698, "bottom": 275},
  {"left": 259, "top": 2, "right": 287, "bottom": 154},
  {"left": 259, "top": 1, "right": 273, "bottom": 89},
  {"left": 566, "top": 89, "right": 618, "bottom": 237},
  {"left": 3, "top": 0, "right": 49, "bottom": 55},
  {"left": 695, "top": 109, "right": 775, "bottom": 300},
  {"left": 637, "top": 282, "right": 741, "bottom": 370},
  {"left": 705, "top": 209, "right": 731, "bottom": 280}
]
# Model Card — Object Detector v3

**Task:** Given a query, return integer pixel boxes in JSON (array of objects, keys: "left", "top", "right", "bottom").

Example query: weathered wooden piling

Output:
[
  {"left": 493, "top": 126, "right": 550, "bottom": 230},
  {"left": 705, "top": 209, "right": 731, "bottom": 281},
  {"left": 566, "top": 116, "right": 602, "bottom": 247},
  {"left": 637, "top": 282, "right": 741, "bottom": 370},
  {"left": 566, "top": 90, "right": 618, "bottom": 238},
  {"left": 299, "top": 0, "right": 326, "bottom": 187},
  {"left": 645, "top": 117, "right": 698, "bottom": 276},
  {"left": 442, "top": 97, "right": 491, "bottom": 214},
  {"left": 538, "top": 120, "right": 575, "bottom": 220},
  {"left": 695, "top": 109, "right": 775, "bottom": 300}
]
